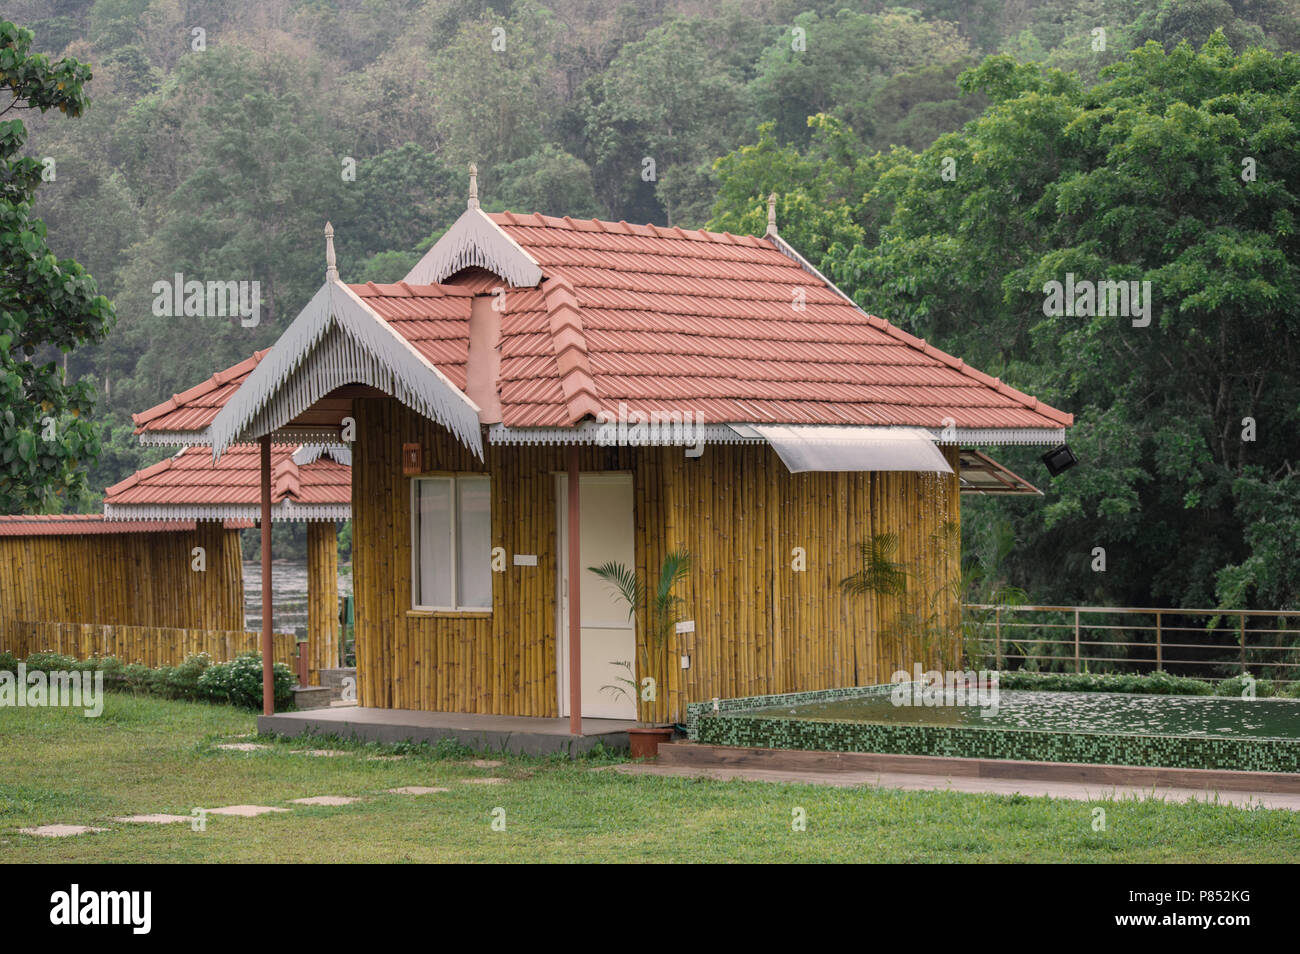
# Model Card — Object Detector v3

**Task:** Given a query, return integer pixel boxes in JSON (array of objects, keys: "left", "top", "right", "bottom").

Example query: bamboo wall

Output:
[
  {"left": 0, "top": 523, "right": 244, "bottom": 633},
  {"left": 353, "top": 397, "right": 961, "bottom": 723},
  {"left": 1, "top": 620, "right": 295, "bottom": 667},
  {"left": 306, "top": 521, "right": 340, "bottom": 685}
]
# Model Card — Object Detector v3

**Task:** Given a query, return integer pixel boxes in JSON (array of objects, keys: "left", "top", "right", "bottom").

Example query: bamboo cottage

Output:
[
  {"left": 200, "top": 177, "right": 1069, "bottom": 728},
  {"left": 103, "top": 434, "right": 351, "bottom": 684}
]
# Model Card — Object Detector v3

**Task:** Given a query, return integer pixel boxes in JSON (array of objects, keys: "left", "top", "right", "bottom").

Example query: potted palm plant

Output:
[{"left": 590, "top": 549, "right": 690, "bottom": 758}]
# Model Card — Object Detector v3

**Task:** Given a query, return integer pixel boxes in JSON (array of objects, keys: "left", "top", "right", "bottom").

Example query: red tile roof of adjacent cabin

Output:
[
  {"left": 133, "top": 349, "right": 270, "bottom": 436},
  {"left": 0, "top": 514, "right": 243, "bottom": 535},
  {"left": 351, "top": 214, "right": 1072, "bottom": 431},
  {"left": 104, "top": 445, "right": 350, "bottom": 508}
]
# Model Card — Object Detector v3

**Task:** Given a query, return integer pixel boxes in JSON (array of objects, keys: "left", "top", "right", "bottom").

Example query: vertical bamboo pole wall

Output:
[
  {"left": 351, "top": 399, "right": 962, "bottom": 722},
  {"left": 306, "top": 521, "right": 340, "bottom": 685},
  {"left": 0, "top": 524, "right": 244, "bottom": 636},
  {"left": 0, "top": 620, "right": 295, "bottom": 667}
]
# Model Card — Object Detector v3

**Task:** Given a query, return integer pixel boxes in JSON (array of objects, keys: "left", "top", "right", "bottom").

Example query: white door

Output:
[{"left": 556, "top": 473, "right": 636, "bottom": 720}]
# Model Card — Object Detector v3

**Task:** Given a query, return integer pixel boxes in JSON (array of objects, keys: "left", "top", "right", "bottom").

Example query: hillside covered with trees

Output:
[{"left": 9, "top": 0, "right": 1300, "bottom": 613}]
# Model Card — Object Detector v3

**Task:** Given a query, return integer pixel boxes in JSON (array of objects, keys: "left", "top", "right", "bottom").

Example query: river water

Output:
[{"left": 243, "top": 562, "right": 353, "bottom": 633}]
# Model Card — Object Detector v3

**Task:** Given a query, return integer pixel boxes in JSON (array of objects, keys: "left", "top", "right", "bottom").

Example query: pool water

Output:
[{"left": 742, "top": 690, "right": 1300, "bottom": 740}]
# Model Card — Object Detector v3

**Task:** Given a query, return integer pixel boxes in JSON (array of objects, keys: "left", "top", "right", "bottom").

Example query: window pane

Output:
[
  {"left": 456, "top": 477, "right": 492, "bottom": 609},
  {"left": 416, "top": 478, "right": 453, "bottom": 608}
]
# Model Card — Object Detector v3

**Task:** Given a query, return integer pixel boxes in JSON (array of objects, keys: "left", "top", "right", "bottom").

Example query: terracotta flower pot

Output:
[{"left": 628, "top": 725, "right": 674, "bottom": 759}]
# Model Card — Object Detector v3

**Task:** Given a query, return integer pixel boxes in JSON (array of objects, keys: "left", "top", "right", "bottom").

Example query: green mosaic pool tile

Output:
[{"left": 685, "top": 684, "right": 896, "bottom": 740}]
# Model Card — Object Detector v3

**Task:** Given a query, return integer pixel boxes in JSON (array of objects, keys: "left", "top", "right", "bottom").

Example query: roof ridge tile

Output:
[{"left": 541, "top": 276, "right": 601, "bottom": 423}]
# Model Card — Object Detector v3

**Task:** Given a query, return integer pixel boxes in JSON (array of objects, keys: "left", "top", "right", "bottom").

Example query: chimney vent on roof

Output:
[
  {"left": 468, "top": 163, "right": 480, "bottom": 210},
  {"left": 324, "top": 221, "right": 338, "bottom": 281},
  {"left": 766, "top": 192, "right": 778, "bottom": 238}
]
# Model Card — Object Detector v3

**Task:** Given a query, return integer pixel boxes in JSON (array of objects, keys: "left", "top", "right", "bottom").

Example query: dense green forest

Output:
[{"left": 8, "top": 0, "right": 1300, "bottom": 610}]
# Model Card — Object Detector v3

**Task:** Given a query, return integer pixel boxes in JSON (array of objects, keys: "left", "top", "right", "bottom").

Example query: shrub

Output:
[
  {"left": 996, "top": 670, "right": 1215, "bottom": 695},
  {"left": 5, "top": 650, "right": 293, "bottom": 710},
  {"left": 22, "top": 652, "right": 77, "bottom": 672},
  {"left": 197, "top": 652, "right": 294, "bottom": 709},
  {"left": 89, "top": 656, "right": 124, "bottom": 676},
  {"left": 1214, "top": 674, "right": 1277, "bottom": 698},
  {"left": 160, "top": 653, "right": 211, "bottom": 701}
]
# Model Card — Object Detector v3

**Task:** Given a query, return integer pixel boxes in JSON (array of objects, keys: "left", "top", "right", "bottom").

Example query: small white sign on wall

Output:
[
  {"left": 675, "top": 620, "right": 695, "bottom": 634},
  {"left": 513, "top": 554, "right": 538, "bottom": 566}
]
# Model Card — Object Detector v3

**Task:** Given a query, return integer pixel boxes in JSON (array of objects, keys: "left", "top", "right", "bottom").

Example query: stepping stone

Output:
[
  {"left": 216, "top": 743, "right": 269, "bottom": 752},
  {"left": 19, "top": 824, "right": 108, "bottom": 837},
  {"left": 204, "top": 805, "right": 290, "bottom": 817},
  {"left": 368, "top": 755, "right": 407, "bottom": 762},
  {"left": 471, "top": 759, "right": 504, "bottom": 768},
  {"left": 386, "top": 786, "right": 449, "bottom": 795},
  {"left": 289, "top": 796, "right": 360, "bottom": 806},
  {"left": 112, "top": 814, "right": 191, "bottom": 824},
  {"left": 298, "top": 749, "right": 348, "bottom": 757},
  {"left": 461, "top": 777, "right": 506, "bottom": 785}
]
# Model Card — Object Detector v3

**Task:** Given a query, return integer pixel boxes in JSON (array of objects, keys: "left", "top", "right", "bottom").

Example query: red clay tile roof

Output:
[
  {"left": 344, "top": 213, "right": 1071, "bottom": 431},
  {"left": 0, "top": 514, "right": 246, "bottom": 535},
  {"left": 348, "top": 282, "right": 476, "bottom": 391},
  {"left": 133, "top": 350, "right": 270, "bottom": 436},
  {"left": 485, "top": 212, "right": 1070, "bottom": 430},
  {"left": 104, "top": 445, "right": 350, "bottom": 509},
  {"left": 136, "top": 214, "right": 1069, "bottom": 438}
]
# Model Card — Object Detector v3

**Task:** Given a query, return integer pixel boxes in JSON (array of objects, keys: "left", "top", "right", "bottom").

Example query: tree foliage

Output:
[
  {"left": 0, "top": 20, "right": 113, "bottom": 510},
  {"left": 713, "top": 34, "right": 1300, "bottom": 610},
  {"left": 5, "top": 0, "right": 1300, "bottom": 615}
]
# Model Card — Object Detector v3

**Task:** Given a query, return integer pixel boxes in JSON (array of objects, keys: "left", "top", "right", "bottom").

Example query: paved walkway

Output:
[{"left": 611, "top": 762, "right": 1300, "bottom": 811}]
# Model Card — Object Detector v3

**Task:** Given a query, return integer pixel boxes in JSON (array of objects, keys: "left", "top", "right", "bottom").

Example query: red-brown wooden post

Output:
[
  {"left": 261, "top": 435, "right": 274, "bottom": 716},
  {"left": 568, "top": 445, "right": 581, "bottom": 735}
]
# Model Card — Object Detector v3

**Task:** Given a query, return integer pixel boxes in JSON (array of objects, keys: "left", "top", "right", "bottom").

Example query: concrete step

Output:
[
  {"left": 318, "top": 667, "right": 357, "bottom": 691},
  {"left": 292, "top": 686, "right": 335, "bottom": 710}
]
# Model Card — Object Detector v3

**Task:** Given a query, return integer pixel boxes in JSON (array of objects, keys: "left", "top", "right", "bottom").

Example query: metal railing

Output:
[{"left": 962, "top": 603, "right": 1300, "bottom": 684}]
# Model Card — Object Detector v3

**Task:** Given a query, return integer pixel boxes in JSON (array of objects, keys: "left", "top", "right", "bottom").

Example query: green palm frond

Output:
[
  {"left": 840, "top": 533, "right": 908, "bottom": 597},
  {"left": 589, "top": 560, "right": 644, "bottom": 623},
  {"left": 589, "top": 551, "right": 692, "bottom": 683},
  {"left": 654, "top": 550, "right": 691, "bottom": 615}
]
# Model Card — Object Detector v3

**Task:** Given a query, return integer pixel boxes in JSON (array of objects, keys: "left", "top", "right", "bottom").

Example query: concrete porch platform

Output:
[{"left": 257, "top": 706, "right": 637, "bottom": 756}]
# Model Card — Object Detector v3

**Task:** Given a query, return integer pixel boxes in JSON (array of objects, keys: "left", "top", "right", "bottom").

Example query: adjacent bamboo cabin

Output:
[
  {"left": 118, "top": 376, "right": 353, "bottom": 684},
  {"left": 0, "top": 514, "right": 246, "bottom": 656},
  {"left": 195, "top": 179, "right": 1068, "bottom": 728}
]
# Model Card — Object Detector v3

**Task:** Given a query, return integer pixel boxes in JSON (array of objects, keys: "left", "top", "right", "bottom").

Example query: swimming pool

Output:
[{"left": 687, "top": 684, "right": 1300, "bottom": 774}]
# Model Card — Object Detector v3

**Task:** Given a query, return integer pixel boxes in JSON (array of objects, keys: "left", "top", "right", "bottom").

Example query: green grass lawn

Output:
[{"left": 2, "top": 694, "right": 1298, "bottom": 863}]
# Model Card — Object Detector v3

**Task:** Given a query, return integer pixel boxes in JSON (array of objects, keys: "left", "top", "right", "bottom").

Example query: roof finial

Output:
[
  {"left": 324, "top": 221, "right": 338, "bottom": 281},
  {"left": 766, "top": 192, "right": 778, "bottom": 238},
  {"left": 468, "top": 163, "right": 480, "bottom": 210}
]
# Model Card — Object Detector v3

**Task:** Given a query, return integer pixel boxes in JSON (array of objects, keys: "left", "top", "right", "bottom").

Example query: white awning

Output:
[{"left": 746, "top": 425, "right": 954, "bottom": 474}]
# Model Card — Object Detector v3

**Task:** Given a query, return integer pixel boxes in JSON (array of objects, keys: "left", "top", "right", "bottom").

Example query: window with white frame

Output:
[{"left": 411, "top": 475, "right": 492, "bottom": 611}]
